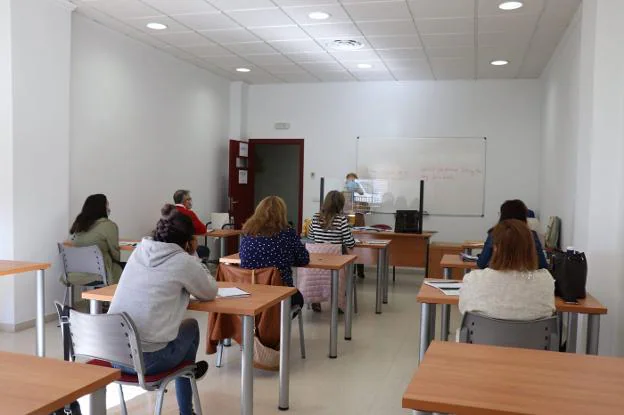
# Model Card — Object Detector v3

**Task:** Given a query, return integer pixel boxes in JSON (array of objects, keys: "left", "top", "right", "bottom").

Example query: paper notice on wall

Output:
[
  {"left": 239, "top": 169, "right": 248, "bottom": 184},
  {"left": 239, "top": 142, "right": 248, "bottom": 157}
]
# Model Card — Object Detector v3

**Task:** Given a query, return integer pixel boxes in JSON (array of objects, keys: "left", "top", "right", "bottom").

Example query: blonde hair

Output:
[
  {"left": 243, "top": 196, "right": 288, "bottom": 236},
  {"left": 490, "top": 219, "right": 538, "bottom": 271},
  {"left": 320, "top": 191, "right": 345, "bottom": 230}
]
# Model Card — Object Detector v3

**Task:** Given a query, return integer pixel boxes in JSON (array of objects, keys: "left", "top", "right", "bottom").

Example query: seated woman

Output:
[
  {"left": 477, "top": 199, "right": 548, "bottom": 269},
  {"left": 239, "top": 196, "right": 309, "bottom": 308},
  {"left": 69, "top": 194, "right": 123, "bottom": 285},
  {"left": 108, "top": 205, "right": 218, "bottom": 415},
  {"left": 460, "top": 219, "right": 555, "bottom": 320},
  {"left": 307, "top": 190, "right": 356, "bottom": 312}
]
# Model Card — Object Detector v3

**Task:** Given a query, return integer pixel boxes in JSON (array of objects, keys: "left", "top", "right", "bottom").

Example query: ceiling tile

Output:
[
  {"left": 260, "top": 63, "right": 306, "bottom": 74},
  {"left": 302, "top": 22, "right": 363, "bottom": 38},
  {"left": 250, "top": 25, "right": 310, "bottom": 42},
  {"left": 142, "top": 0, "right": 218, "bottom": 15},
  {"left": 283, "top": 4, "right": 352, "bottom": 25},
  {"left": 328, "top": 49, "right": 380, "bottom": 61},
  {"left": 76, "top": 6, "right": 148, "bottom": 36},
  {"left": 208, "top": 0, "right": 276, "bottom": 11},
  {"left": 392, "top": 67, "right": 434, "bottom": 80},
  {"left": 477, "top": 47, "right": 522, "bottom": 78},
  {"left": 153, "top": 31, "right": 215, "bottom": 47},
  {"left": 173, "top": 12, "right": 240, "bottom": 31},
  {"left": 357, "top": 20, "right": 417, "bottom": 37},
  {"left": 315, "top": 70, "right": 356, "bottom": 82},
  {"left": 277, "top": 72, "right": 320, "bottom": 83},
  {"left": 478, "top": 0, "right": 545, "bottom": 17},
  {"left": 270, "top": 39, "right": 326, "bottom": 53},
  {"left": 286, "top": 51, "right": 337, "bottom": 63},
  {"left": 273, "top": 0, "right": 339, "bottom": 6},
  {"left": 353, "top": 71, "right": 395, "bottom": 81},
  {"left": 182, "top": 44, "right": 233, "bottom": 57},
  {"left": 88, "top": 0, "right": 161, "bottom": 19},
  {"left": 300, "top": 61, "right": 346, "bottom": 72},
  {"left": 246, "top": 54, "right": 293, "bottom": 65},
  {"left": 478, "top": 31, "right": 532, "bottom": 49},
  {"left": 123, "top": 16, "right": 190, "bottom": 34},
  {"left": 236, "top": 70, "right": 282, "bottom": 84},
  {"left": 426, "top": 46, "right": 474, "bottom": 58},
  {"left": 200, "top": 28, "right": 260, "bottom": 43},
  {"left": 383, "top": 58, "right": 429, "bottom": 70},
  {"left": 539, "top": 0, "right": 581, "bottom": 27},
  {"left": 133, "top": 34, "right": 172, "bottom": 49},
  {"left": 209, "top": 55, "right": 253, "bottom": 68},
  {"left": 367, "top": 35, "right": 421, "bottom": 49},
  {"left": 431, "top": 57, "right": 475, "bottom": 79},
  {"left": 227, "top": 8, "right": 293, "bottom": 27},
  {"left": 478, "top": 14, "right": 540, "bottom": 33},
  {"left": 415, "top": 17, "right": 474, "bottom": 35},
  {"left": 341, "top": 59, "right": 385, "bottom": 71},
  {"left": 421, "top": 33, "right": 474, "bottom": 48},
  {"left": 377, "top": 47, "right": 425, "bottom": 60},
  {"left": 408, "top": 0, "right": 474, "bottom": 18},
  {"left": 344, "top": 1, "right": 412, "bottom": 21},
  {"left": 226, "top": 41, "right": 276, "bottom": 54}
]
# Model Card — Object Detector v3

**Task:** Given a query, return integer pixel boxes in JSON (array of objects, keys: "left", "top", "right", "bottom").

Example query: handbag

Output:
[
  {"left": 50, "top": 303, "right": 82, "bottom": 415},
  {"left": 247, "top": 270, "right": 280, "bottom": 371},
  {"left": 551, "top": 250, "right": 587, "bottom": 301}
]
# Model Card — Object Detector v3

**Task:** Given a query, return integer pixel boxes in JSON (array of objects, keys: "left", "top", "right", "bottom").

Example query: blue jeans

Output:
[{"left": 118, "top": 319, "right": 200, "bottom": 415}]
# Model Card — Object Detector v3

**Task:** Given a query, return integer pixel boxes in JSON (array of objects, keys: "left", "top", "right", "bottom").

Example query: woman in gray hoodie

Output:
[{"left": 108, "top": 204, "right": 217, "bottom": 415}]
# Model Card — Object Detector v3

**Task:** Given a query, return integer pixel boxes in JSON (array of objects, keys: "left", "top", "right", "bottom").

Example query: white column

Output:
[{"left": 229, "top": 81, "right": 249, "bottom": 140}]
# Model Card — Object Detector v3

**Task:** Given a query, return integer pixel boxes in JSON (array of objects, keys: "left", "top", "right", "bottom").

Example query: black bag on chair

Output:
[
  {"left": 50, "top": 303, "right": 82, "bottom": 415},
  {"left": 551, "top": 250, "right": 587, "bottom": 302}
]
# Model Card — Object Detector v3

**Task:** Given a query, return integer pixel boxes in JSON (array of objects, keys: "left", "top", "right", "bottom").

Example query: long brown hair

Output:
[
  {"left": 242, "top": 196, "right": 288, "bottom": 237},
  {"left": 489, "top": 219, "right": 538, "bottom": 271},
  {"left": 320, "top": 190, "right": 345, "bottom": 230}
]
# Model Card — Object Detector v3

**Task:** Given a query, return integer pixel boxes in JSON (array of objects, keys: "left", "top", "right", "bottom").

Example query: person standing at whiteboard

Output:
[
  {"left": 344, "top": 172, "right": 365, "bottom": 195},
  {"left": 344, "top": 173, "right": 367, "bottom": 279}
]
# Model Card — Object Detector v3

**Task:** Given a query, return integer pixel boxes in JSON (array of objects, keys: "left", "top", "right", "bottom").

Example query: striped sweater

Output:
[{"left": 307, "top": 213, "right": 356, "bottom": 248}]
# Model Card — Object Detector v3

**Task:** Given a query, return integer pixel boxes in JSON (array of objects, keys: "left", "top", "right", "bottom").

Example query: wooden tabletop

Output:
[
  {"left": 0, "top": 351, "right": 120, "bottom": 414},
  {"left": 82, "top": 282, "right": 296, "bottom": 316},
  {"left": 462, "top": 240, "right": 485, "bottom": 249},
  {"left": 353, "top": 230, "right": 436, "bottom": 239},
  {"left": 202, "top": 229, "right": 243, "bottom": 238},
  {"left": 417, "top": 278, "right": 608, "bottom": 315},
  {"left": 220, "top": 253, "right": 358, "bottom": 270},
  {"left": 403, "top": 341, "right": 624, "bottom": 414},
  {"left": 0, "top": 260, "right": 51, "bottom": 277},
  {"left": 119, "top": 239, "right": 140, "bottom": 252},
  {"left": 440, "top": 254, "right": 478, "bottom": 270},
  {"left": 353, "top": 240, "right": 392, "bottom": 249}
]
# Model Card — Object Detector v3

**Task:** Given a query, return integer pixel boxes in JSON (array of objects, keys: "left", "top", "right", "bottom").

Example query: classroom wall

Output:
[
  {"left": 70, "top": 15, "right": 231, "bottom": 240},
  {"left": 539, "top": 9, "right": 582, "bottom": 248},
  {"left": 246, "top": 80, "right": 543, "bottom": 242}
]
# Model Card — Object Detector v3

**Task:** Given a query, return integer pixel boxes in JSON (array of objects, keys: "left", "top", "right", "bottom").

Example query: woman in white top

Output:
[{"left": 459, "top": 219, "right": 555, "bottom": 321}]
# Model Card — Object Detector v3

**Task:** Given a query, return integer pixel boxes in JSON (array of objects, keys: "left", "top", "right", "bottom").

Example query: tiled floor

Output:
[{"left": 0, "top": 269, "right": 461, "bottom": 414}]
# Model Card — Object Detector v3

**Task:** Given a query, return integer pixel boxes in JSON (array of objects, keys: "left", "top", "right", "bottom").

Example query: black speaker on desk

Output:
[{"left": 395, "top": 210, "right": 421, "bottom": 233}]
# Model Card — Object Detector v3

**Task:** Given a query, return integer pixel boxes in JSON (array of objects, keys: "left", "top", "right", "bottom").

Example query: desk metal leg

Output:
[
  {"left": 330, "top": 269, "right": 339, "bottom": 358},
  {"left": 90, "top": 299, "right": 102, "bottom": 315},
  {"left": 242, "top": 315, "right": 254, "bottom": 415},
  {"left": 279, "top": 298, "right": 291, "bottom": 410},
  {"left": 428, "top": 305, "right": 437, "bottom": 344},
  {"left": 375, "top": 250, "right": 383, "bottom": 314},
  {"left": 345, "top": 264, "right": 353, "bottom": 340},
  {"left": 586, "top": 314, "right": 601, "bottom": 355},
  {"left": 36, "top": 269, "right": 45, "bottom": 357},
  {"left": 566, "top": 313, "right": 578, "bottom": 353},
  {"left": 419, "top": 303, "right": 433, "bottom": 364},
  {"left": 440, "top": 268, "right": 451, "bottom": 341},
  {"left": 220, "top": 238, "right": 227, "bottom": 258},
  {"left": 87, "top": 387, "right": 107, "bottom": 415},
  {"left": 383, "top": 247, "right": 389, "bottom": 304}
]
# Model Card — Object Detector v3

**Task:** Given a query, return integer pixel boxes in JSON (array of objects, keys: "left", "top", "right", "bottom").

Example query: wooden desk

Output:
[
  {"left": 0, "top": 351, "right": 120, "bottom": 415},
  {"left": 440, "top": 253, "right": 478, "bottom": 277},
  {"left": 462, "top": 240, "right": 484, "bottom": 254},
  {"left": 221, "top": 252, "right": 358, "bottom": 358},
  {"left": 416, "top": 279, "right": 607, "bottom": 362},
  {"left": 403, "top": 341, "right": 624, "bottom": 415},
  {"left": 202, "top": 228, "right": 243, "bottom": 256},
  {"left": 83, "top": 282, "right": 295, "bottom": 415},
  {"left": 0, "top": 260, "right": 51, "bottom": 357},
  {"left": 353, "top": 230, "right": 436, "bottom": 275},
  {"left": 350, "top": 240, "right": 392, "bottom": 313}
]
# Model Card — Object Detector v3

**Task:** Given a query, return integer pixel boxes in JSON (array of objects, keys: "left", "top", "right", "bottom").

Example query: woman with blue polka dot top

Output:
[{"left": 239, "top": 196, "right": 309, "bottom": 308}]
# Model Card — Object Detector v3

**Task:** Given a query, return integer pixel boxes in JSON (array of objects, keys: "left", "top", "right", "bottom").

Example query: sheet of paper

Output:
[
  {"left": 217, "top": 287, "right": 250, "bottom": 298},
  {"left": 119, "top": 241, "right": 137, "bottom": 247},
  {"left": 239, "top": 169, "right": 248, "bottom": 184},
  {"left": 425, "top": 281, "right": 463, "bottom": 289}
]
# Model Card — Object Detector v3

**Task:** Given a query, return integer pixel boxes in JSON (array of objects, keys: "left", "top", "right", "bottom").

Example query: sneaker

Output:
[{"left": 193, "top": 361, "right": 209, "bottom": 380}]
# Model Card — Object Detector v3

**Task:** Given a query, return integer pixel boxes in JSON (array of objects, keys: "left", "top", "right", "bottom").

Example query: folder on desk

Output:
[
  {"left": 217, "top": 287, "right": 250, "bottom": 299},
  {"left": 425, "top": 281, "right": 463, "bottom": 296}
]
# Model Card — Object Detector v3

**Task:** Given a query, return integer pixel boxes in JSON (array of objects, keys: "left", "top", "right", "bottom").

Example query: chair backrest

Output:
[
  {"left": 217, "top": 264, "right": 281, "bottom": 286},
  {"left": 210, "top": 212, "right": 232, "bottom": 230},
  {"left": 459, "top": 312, "right": 559, "bottom": 351},
  {"left": 304, "top": 242, "right": 342, "bottom": 255},
  {"left": 69, "top": 309, "right": 147, "bottom": 386},
  {"left": 58, "top": 242, "right": 108, "bottom": 285}
]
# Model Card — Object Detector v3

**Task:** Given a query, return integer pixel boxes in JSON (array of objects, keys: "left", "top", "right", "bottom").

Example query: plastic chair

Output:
[
  {"left": 68, "top": 309, "right": 203, "bottom": 415},
  {"left": 459, "top": 312, "right": 559, "bottom": 351},
  {"left": 58, "top": 243, "right": 108, "bottom": 307},
  {"left": 214, "top": 266, "right": 306, "bottom": 368}
]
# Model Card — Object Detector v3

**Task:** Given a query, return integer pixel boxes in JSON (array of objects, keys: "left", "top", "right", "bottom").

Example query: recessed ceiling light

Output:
[
  {"left": 308, "top": 11, "right": 330, "bottom": 20},
  {"left": 146, "top": 22, "right": 168, "bottom": 30},
  {"left": 490, "top": 60, "right": 509, "bottom": 66},
  {"left": 498, "top": 1, "right": 523, "bottom": 11},
  {"left": 329, "top": 39, "right": 364, "bottom": 51},
  {"left": 357, "top": 63, "right": 373, "bottom": 69},
  {"left": 236, "top": 67, "right": 251, "bottom": 73}
]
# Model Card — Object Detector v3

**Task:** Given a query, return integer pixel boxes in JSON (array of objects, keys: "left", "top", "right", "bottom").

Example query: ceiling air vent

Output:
[{"left": 328, "top": 39, "right": 364, "bottom": 51}]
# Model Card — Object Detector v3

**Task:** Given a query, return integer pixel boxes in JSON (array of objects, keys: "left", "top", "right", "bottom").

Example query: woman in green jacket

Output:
[{"left": 69, "top": 194, "right": 123, "bottom": 285}]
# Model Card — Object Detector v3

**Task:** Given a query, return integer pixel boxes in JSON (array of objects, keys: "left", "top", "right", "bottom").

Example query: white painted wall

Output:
[
  {"left": 246, "top": 81, "right": 543, "bottom": 242},
  {"left": 70, "top": 15, "right": 231, "bottom": 240},
  {"left": 540, "top": 10, "right": 582, "bottom": 248},
  {"left": 9, "top": 0, "right": 73, "bottom": 327}
]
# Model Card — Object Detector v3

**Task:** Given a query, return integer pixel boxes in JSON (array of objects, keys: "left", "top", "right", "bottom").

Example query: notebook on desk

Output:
[
  {"left": 217, "top": 287, "right": 250, "bottom": 299},
  {"left": 424, "top": 281, "right": 463, "bottom": 296}
]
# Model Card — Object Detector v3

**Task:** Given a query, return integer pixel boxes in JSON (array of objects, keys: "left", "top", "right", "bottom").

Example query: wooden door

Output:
[{"left": 228, "top": 139, "right": 254, "bottom": 229}]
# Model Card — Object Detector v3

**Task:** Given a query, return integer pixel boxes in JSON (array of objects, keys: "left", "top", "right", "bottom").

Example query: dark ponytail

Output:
[
  {"left": 153, "top": 204, "right": 195, "bottom": 249},
  {"left": 70, "top": 194, "right": 108, "bottom": 234}
]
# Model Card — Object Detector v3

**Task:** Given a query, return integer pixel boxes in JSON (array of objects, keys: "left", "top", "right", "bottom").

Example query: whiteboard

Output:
[{"left": 356, "top": 137, "right": 486, "bottom": 216}]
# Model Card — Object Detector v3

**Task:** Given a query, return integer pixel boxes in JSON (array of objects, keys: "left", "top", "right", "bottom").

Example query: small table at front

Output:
[
  {"left": 0, "top": 350, "right": 120, "bottom": 415},
  {"left": 350, "top": 240, "right": 392, "bottom": 314},
  {"left": 0, "top": 260, "right": 51, "bottom": 357},
  {"left": 202, "top": 229, "right": 243, "bottom": 255},
  {"left": 220, "top": 253, "right": 357, "bottom": 358},
  {"left": 83, "top": 282, "right": 296, "bottom": 415},
  {"left": 417, "top": 279, "right": 608, "bottom": 362},
  {"left": 403, "top": 341, "right": 624, "bottom": 415}
]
